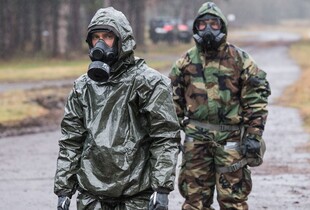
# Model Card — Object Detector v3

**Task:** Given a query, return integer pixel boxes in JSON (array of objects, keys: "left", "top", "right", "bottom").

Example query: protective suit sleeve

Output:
[
  {"left": 240, "top": 53, "right": 271, "bottom": 137},
  {"left": 169, "top": 56, "right": 188, "bottom": 127},
  {"left": 140, "top": 77, "right": 181, "bottom": 192},
  {"left": 54, "top": 83, "right": 87, "bottom": 197}
]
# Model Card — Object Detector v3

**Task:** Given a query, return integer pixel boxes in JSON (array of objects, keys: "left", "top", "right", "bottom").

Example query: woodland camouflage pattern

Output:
[{"left": 169, "top": 2, "right": 271, "bottom": 210}]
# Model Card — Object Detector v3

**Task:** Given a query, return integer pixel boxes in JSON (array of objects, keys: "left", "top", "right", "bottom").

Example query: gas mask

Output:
[
  {"left": 193, "top": 14, "right": 226, "bottom": 52},
  {"left": 87, "top": 39, "right": 118, "bottom": 82}
]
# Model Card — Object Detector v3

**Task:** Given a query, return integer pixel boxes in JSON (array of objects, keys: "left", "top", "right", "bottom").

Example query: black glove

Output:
[
  {"left": 57, "top": 196, "right": 70, "bottom": 210},
  {"left": 241, "top": 135, "right": 266, "bottom": 167},
  {"left": 149, "top": 192, "right": 169, "bottom": 210},
  {"left": 242, "top": 137, "right": 261, "bottom": 157}
]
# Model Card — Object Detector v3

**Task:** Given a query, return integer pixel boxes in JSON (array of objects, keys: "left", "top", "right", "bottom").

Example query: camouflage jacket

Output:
[
  {"left": 169, "top": 44, "right": 271, "bottom": 137},
  {"left": 169, "top": 2, "right": 271, "bottom": 138}
]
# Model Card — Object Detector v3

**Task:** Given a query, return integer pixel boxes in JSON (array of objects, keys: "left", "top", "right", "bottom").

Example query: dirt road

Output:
[{"left": 1, "top": 31, "right": 310, "bottom": 210}]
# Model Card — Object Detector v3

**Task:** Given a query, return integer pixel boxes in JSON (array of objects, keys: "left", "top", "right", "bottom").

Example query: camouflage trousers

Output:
[
  {"left": 76, "top": 191, "right": 151, "bottom": 210},
  {"left": 178, "top": 132, "right": 252, "bottom": 210}
]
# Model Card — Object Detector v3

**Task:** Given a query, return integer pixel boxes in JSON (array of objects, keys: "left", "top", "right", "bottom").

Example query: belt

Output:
[
  {"left": 77, "top": 187, "right": 153, "bottom": 202},
  {"left": 189, "top": 120, "right": 240, "bottom": 131},
  {"left": 184, "top": 136, "right": 247, "bottom": 173},
  {"left": 216, "top": 158, "right": 248, "bottom": 173}
]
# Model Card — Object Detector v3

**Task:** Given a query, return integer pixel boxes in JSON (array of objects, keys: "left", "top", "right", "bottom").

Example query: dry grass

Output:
[
  {"left": 0, "top": 42, "right": 193, "bottom": 125},
  {"left": 1, "top": 23, "right": 310, "bottom": 137},
  {"left": 0, "top": 58, "right": 89, "bottom": 82},
  {"left": 0, "top": 42, "right": 193, "bottom": 83},
  {"left": 279, "top": 40, "right": 310, "bottom": 133},
  {"left": 0, "top": 90, "right": 48, "bottom": 124},
  {"left": 0, "top": 86, "right": 71, "bottom": 126},
  {"left": 244, "top": 20, "right": 310, "bottom": 136}
]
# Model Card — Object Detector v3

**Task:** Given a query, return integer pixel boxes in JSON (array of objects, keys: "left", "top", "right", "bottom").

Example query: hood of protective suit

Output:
[
  {"left": 86, "top": 7, "right": 136, "bottom": 74},
  {"left": 193, "top": 2, "right": 228, "bottom": 46}
]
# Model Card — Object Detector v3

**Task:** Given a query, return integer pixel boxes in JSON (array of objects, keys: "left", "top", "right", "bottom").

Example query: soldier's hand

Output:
[
  {"left": 57, "top": 196, "right": 70, "bottom": 210},
  {"left": 149, "top": 192, "right": 169, "bottom": 210},
  {"left": 242, "top": 135, "right": 265, "bottom": 167},
  {"left": 242, "top": 136, "right": 261, "bottom": 157}
]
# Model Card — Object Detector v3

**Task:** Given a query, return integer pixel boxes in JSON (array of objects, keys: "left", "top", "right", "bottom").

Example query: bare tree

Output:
[
  {"left": 52, "top": 0, "right": 60, "bottom": 57},
  {"left": 57, "top": 1, "right": 70, "bottom": 56},
  {"left": 68, "top": 0, "right": 82, "bottom": 52},
  {"left": 0, "top": 0, "right": 8, "bottom": 58},
  {"left": 1, "top": 0, "right": 310, "bottom": 60},
  {"left": 20, "top": 0, "right": 32, "bottom": 51},
  {"left": 108, "top": 0, "right": 146, "bottom": 47},
  {"left": 131, "top": 0, "right": 146, "bottom": 49},
  {"left": 0, "top": 0, "right": 16, "bottom": 58},
  {"left": 33, "top": 0, "right": 44, "bottom": 52}
]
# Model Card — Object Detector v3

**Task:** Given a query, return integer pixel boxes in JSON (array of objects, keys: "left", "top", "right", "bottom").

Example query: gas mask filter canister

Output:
[{"left": 87, "top": 39, "right": 118, "bottom": 82}]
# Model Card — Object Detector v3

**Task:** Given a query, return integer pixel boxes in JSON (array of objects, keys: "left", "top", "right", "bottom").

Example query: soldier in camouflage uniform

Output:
[{"left": 169, "top": 2, "right": 271, "bottom": 210}]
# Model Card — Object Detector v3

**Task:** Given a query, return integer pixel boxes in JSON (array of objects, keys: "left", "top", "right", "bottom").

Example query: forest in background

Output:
[{"left": 1, "top": 0, "right": 310, "bottom": 60}]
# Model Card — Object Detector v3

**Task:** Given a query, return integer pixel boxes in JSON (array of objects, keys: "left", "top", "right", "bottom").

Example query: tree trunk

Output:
[
  {"left": 110, "top": 0, "right": 145, "bottom": 48},
  {"left": 68, "top": 0, "right": 82, "bottom": 52},
  {"left": 21, "top": 0, "right": 32, "bottom": 51},
  {"left": 133, "top": 0, "right": 146, "bottom": 49},
  {"left": 0, "top": 0, "right": 7, "bottom": 58},
  {"left": 58, "top": 1, "right": 70, "bottom": 56},
  {"left": 34, "top": 0, "right": 43, "bottom": 52},
  {"left": 52, "top": 0, "right": 60, "bottom": 57},
  {"left": 1, "top": 0, "right": 16, "bottom": 58}
]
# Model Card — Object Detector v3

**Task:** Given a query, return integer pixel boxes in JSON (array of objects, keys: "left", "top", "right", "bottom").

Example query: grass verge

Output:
[
  {"left": 0, "top": 42, "right": 192, "bottom": 83},
  {"left": 3, "top": 35, "right": 310, "bottom": 139},
  {"left": 278, "top": 40, "right": 310, "bottom": 132},
  {"left": 0, "top": 42, "right": 192, "bottom": 128},
  {"left": 0, "top": 86, "right": 71, "bottom": 127},
  {"left": 0, "top": 58, "right": 89, "bottom": 82}
]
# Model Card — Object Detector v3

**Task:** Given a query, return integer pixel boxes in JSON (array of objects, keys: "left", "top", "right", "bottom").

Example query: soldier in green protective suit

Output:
[
  {"left": 169, "top": 2, "right": 271, "bottom": 210},
  {"left": 54, "top": 7, "right": 181, "bottom": 210}
]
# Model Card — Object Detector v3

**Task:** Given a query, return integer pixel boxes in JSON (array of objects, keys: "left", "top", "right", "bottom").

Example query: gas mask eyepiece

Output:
[
  {"left": 193, "top": 14, "right": 226, "bottom": 51},
  {"left": 89, "top": 39, "right": 117, "bottom": 62},
  {"left": 87, "top": 39, "right": 117, "bottom": 82}
]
